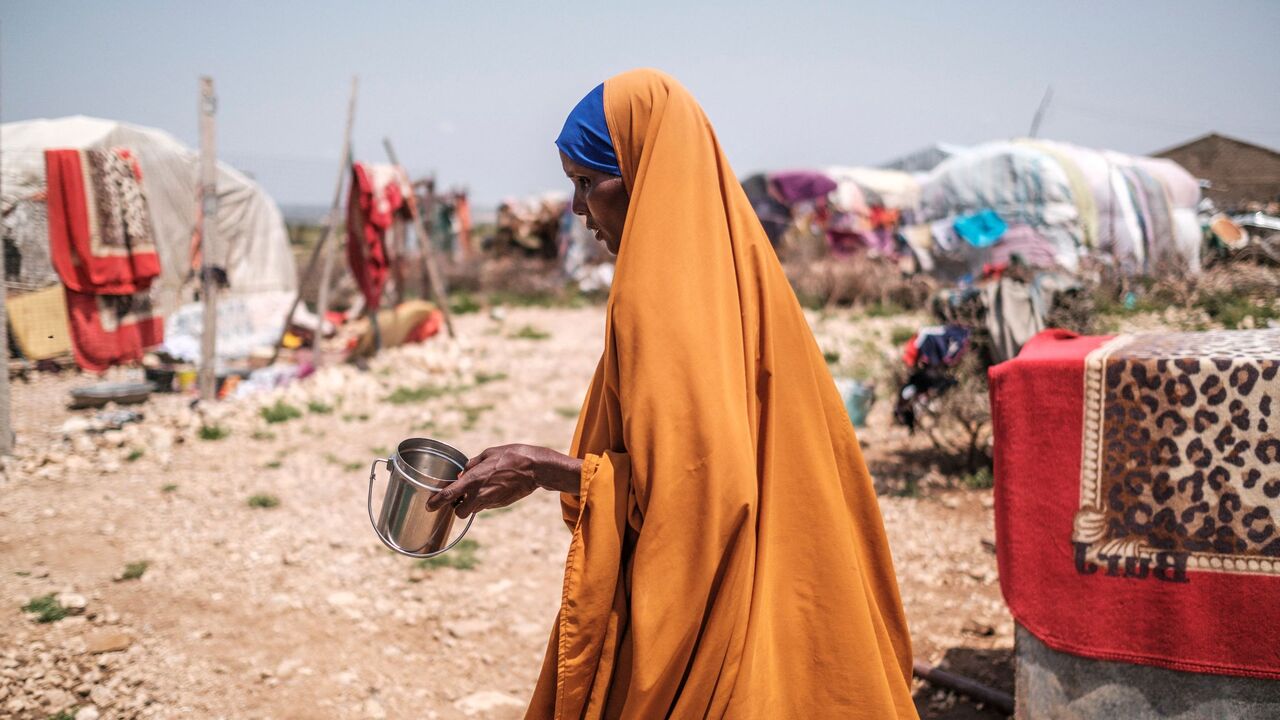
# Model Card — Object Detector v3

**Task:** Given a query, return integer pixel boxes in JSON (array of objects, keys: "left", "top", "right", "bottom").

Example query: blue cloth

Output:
[
  {"left": 953, "top": 209, "right": 1007, "bottom": 248},
  {"left": 555, "top": 84, "right": 621, "bottom": 176}
]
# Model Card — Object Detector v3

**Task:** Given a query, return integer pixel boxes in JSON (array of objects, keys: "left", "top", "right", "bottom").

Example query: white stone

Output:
[
  {"left": 454, "top": 691, "right": 525, "bottom": 716},
  {"left": 326, "top": 591, "right": 359, "bottom": 607},
  {"left": 75, "top": 706, "right": 101, "bottom": 720}
]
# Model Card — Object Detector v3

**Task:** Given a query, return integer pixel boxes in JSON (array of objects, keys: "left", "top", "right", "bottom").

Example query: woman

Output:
[{"left": 427, "top": 69, "right": 917, "bottom": 719}]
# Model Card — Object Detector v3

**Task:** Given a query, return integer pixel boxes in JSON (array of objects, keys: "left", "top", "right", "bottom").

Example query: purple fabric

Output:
[
  {"left": 988, "top": 224, "right": 1059, "bottom": 268},
  {"left": 769, "top": 171, "right": 837, "bottom": 205}
]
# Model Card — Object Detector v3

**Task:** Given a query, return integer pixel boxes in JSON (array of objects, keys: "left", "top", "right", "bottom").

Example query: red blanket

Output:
[
  {"left": 45, "top": 148, "right": 160, "bottom": 295},
  {"left": 347, "top": 162, "right": 408, "bottom": 309},
  {"left": 64, "top": 288, "right": 164, "bottom": 372},
  {"left": 989, "top": 329, "right": 1280, "bottom": 679}
]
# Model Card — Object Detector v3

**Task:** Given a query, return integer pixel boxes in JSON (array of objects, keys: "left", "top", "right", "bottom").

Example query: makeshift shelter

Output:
[{"left": 2, "top": 116, "right": 296, "bottom": 317}]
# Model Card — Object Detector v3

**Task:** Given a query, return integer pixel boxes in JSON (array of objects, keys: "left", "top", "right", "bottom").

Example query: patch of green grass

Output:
[
  {"left": 21, "top": 593, "right": 67, "bottom": 623},
  {"left": 889, "top": 326, "right": 916, "bottom": 346},
  {"left": 125, "top": 448, "right": 144, "bottom": 462},
  {"left": 342, "top": 460, "right": 363, "bottom": 472},
  {"left": 863, "top": 301, "right": 906, "bottom": 318},
  {"left": 963, "top": 468, "right": 994, "bottom": 490},
  {"left": 822, "top": 350, "right": 841, "bottom": 365},
  {"left": 385, "top": 384, "right": 456, "bottom": 405},
  {"left": 265, "top": 460, "right": 283, "bottom": 470},
  {"left": 48, "top": 710, "right": 77, "bottom": 720},
  {"left": 251, "top": 430, "right": 276, "bottom": 441},
  {"left": 554, "top": 406, "right": 580, "bottom": 419},
  {"left": 247, "top": 493, "right": 280, "bottom": 509},
  {"left": 370, "top": 446, "right": 391, "bottom": 458},
  {"left": 307, "top": 400, "right": 334, "bottom": 415},
  {"left": 161, "top": 483, "right": 179, "bottom": 493},
  {"left": 341, "top": 413, "right": 371, "bottom": 422},
  {"left": 260, "top": 400, "right": 303, "bottom": 424},
  {"left": 410, "top": 420, "right": 438, "bottom": 434},
  {"left": 460, "top": 404, "right": 494, "bottom": 431},
  {"left": 474, "top": 371, "right": 508, "bottom": 385},
  {"left": 415, "top": 538, "right": 480, "bottom": 571},
  {"left": 198, "top": 425, "right": 229, "bottom": 441},
  {"left": 509, "top": 324, "right": 551, "bottom": 341},
  {"left": 120, "top": 560, "right": 148, "bottom": 581},
  {"left": 14, "top": 570, "right": 30, "bottom": 577},
  {"left": 1198, "top": 291, "right": 1279, "bottom": 329},
  {"left": 449, "top": 292, "right": 483, "bottom": 315}
]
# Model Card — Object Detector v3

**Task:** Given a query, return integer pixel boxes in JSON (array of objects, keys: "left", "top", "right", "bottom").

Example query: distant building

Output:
[{"left": 1153, "top": 133, "right": 1280, "bottom": 210}]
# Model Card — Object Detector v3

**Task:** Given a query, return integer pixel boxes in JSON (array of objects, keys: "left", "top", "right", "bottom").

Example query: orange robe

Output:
[{"left": 528, "top": 69, "right": 917, "bottom": 719}]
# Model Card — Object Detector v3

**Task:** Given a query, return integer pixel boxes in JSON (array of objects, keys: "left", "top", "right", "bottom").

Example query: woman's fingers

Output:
[{"left": 462, "top": 447, "right": 493, "bottom": 474}]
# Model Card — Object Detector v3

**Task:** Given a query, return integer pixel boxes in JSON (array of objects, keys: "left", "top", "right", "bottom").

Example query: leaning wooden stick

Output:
[
  {"left": 312, "top": 77, "right": 359, "bottom": 367},
  {"left": 268, "top": 76, "right": 359, "bottom": 365},
  {"left": 381, "top": 138, "right": 456, "bottom": 338}
]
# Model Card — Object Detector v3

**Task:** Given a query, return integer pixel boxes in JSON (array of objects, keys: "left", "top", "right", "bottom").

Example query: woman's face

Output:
[{"left": 560, "top": 151, "right": 628, "bottom": 255}]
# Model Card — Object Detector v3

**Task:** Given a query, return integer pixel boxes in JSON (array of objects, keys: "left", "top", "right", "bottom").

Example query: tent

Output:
[{"left": 2, "top": 116, "right": 296, "bottom": 316}]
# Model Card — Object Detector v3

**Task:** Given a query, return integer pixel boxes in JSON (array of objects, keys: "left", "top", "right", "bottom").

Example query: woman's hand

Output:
[{"left": 425, "top": 444, "right": 583, "bottom": 518}]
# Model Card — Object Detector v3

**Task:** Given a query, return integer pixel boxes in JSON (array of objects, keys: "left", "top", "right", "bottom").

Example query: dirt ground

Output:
[{"left": 1, "top": 306, "right": 1011, "bottom": 719}]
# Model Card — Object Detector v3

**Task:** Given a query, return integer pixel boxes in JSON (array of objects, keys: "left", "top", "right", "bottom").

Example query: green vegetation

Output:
[
  {"left": 474, "top": 371, "right": 508, "bottom": 385},
  {"left": 1198, "top": 291, "right": 1279, "bottom": 329},
  {"left": 460, "top": 404, "right": 494, "bottom": 431},
  {"left": 247, "top": 494, "right": 280, "bottom": 509},
  {"left": 370, "top": 446, "right": 391, "bottom": 458},
  {"left": 510, "top": 324, "right": 551, "bottom": 340},
  {"left": 261, "top": 400, "right": 303, "bottom": 424},
  {"left": 449, "top": 292, "right": 483, "bottom": 315},
  {"left": 307, "top": 400, "right": 334, "bottom": 415},
  {"left": 555, "top": 406, "right": 580, "bottom": 419},
  {"left": 341, "top": 413, "right": 371, "bottom": 422},
  {"left": 822, "top": 350, "right": 840, "bottom": 365},
  {"left": 48, "top": 710, "right": 77, "bottom": 720},
  {"left": 120, "top": 561, "right": 148, "bottom": 581},
  {"left": 863, "top": 301, "right": 906, "bottom": 318},
  {"left": 416, "top": 538, "right": 480, "bottom": 571},
  {"left": 125, "top": 448, "right": 144, "bottom": 462},
  {"left": 161, "top": 483, "right": 179, "bottom": 493},
  {"left": 385, "top": 384, "right": 456, "bottom": 405},
  {"left": 963, "top": 467, "right": 994, "bottom": 490},
  {"left": 265, "top": 460, "right": 283, "bottom": 470},
  {"left": 889, "top": 326, "right": 916, "bottom": 346},
  {"left": 21, "top": 593, "right": 67, "bottom": 623},
  {"left": 251, "top": 430, "right": 276, "bottom": 441},
  {"left": 198, "top": 425, "right": 229, "bottom": 441}
]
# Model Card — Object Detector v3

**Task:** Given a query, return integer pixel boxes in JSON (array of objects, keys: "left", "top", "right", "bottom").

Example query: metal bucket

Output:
[{"left": 367, "top": 438, "right": 474, "bottom": 558}]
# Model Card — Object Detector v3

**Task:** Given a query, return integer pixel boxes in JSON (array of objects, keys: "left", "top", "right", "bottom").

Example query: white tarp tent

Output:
[{"left": 1, "top": 115, "right": 296, "bottom": 314}]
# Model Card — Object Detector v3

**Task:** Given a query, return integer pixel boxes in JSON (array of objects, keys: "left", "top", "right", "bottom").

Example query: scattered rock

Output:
[
  {"left": 454, "top": 690, "right": 525, "bottom": 716},
  {"left": 447, "top": 619, "right": 495, "bottom": 638},
  {"left": 83, "top": 631, "right": 133, "bottom": 654},
  {"left": 75, "top": 706, "right": 101, "bottom": 720},
  {"left": 56, "top": 592, "right": 88, "bottom": 614},
  {"left": 961, "top": 619, "right": 996, "bottom": 637},
  {"left": 327, "top": 591, "right": 359, "bottom": 607},
  {"left": 42, "top": 688, "right": 75, "bottom": 711},
  {"left": 362, "top": 698, "right": 387, "bottom": 719}
]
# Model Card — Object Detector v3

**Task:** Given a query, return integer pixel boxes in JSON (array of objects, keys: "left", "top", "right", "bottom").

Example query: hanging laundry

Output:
[
  {"left": 63, "top": 288, "right": 163, "bottom": 372},
  {"left": 44, "top": 148, "right": 160, "bottom": 295},
  {"left": 953, "top": 209, "right": 1007, "bottom": 248},
  {"left": 768, "top": 170, "right": 837, "bottom": 205},
  {"left": 347, "top": 162, "right": 410, "bottom": 309}
]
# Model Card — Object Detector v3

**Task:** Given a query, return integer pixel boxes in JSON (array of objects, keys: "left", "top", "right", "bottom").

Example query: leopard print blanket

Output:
[{"left": 1073, "top": 330, "right": 1280, "bottom": 576}]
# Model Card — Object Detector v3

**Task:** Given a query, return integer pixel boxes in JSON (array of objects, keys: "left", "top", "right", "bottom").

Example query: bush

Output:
[
  {"left": 247, "top": 494, "right": 280, "bottom": 509},
  {"left": 261, "top": 400, "right": 303, "bottom": 424},
  {"left": 21, "top": 594, "right": 67, "bottom": 623},
  {"left": 416, "top": 539, "right": 480, "bottom": 571},
  {"left": 198, "top": 425, "right": 229, "bottom": 441}
]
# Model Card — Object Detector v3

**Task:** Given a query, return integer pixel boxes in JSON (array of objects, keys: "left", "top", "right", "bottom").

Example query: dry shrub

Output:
[
  {"left": 785, "top": 256, "right": 935, "bottom": 310},
  {"left": 911, "top": 353, "right": 993, "bottom": 475}
]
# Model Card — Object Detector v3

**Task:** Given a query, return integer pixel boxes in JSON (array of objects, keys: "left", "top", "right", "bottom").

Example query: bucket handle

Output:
[{"left": 367, "top": 457, "right": 476, "bottom": 559}]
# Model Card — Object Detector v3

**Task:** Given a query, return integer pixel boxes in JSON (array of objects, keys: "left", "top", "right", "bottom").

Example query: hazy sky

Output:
[{"left": 4, "top": 1, "right": 1278, "bottom": 207}]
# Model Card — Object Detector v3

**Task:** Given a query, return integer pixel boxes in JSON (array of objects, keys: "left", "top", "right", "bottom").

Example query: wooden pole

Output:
[
  {"left": 912, "top": 660, "right": 1014, "bottom": 715},
  {"left": 198, "top": 77, "right": 219, "bottom": 401},
  {"left": 268, "top": 77, "right": 358, "bottom": 366},
  {"left": 312, "top": 77, "right": 359, "bottom": 368},
  {"left": 0, "top": 26, "right": 11, "bottom": 453},
  {"left": 381, "top": 138, "right": 455, "bottom": 338}
]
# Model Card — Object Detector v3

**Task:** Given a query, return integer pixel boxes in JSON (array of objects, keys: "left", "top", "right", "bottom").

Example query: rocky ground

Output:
[{"left": 1, "top": 306, "right": 1012, "bottom": 719}]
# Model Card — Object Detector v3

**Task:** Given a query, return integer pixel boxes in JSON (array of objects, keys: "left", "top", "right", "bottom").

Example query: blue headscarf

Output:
[{"left": 555, "top": 83, "right": 621, "bottom": 176}]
